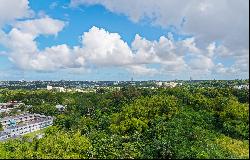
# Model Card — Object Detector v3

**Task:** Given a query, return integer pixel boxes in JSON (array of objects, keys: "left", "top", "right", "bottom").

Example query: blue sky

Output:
[{"left": 0, "top": 0, "right": 248, "bottom": 80}]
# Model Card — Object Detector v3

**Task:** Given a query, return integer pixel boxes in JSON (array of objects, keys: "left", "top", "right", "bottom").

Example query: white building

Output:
[
  {"left": 5, "top": 117, "right": 53, "bottom": 137},
  {"left": 156, "top": 82, "right": 163, "bottom": 87},
  {"left": 163, "top": 82, "right": 178, "bottom": 88},
  {"left": 233, "top": 85, "right": 249, "bottom": 90},
  {"left": 0, "top": 113, "right": 37, "bottom": 128},
  {"left": 47, "top": 86, "right": 65, "bottom": 92},
  {"left": 56, "top": 87, "right": 65, "bottom": 92},
  {"left": 0, "top": 113, "right": 53, "bottom": 141},
  {"left": 0, "top": 131, "right": 9, "bottom": 141},
  {"left": 0, "top": 102, "right": 25, "bottom": 114},
  {"left": 47, "top": 85, "right": 53, "bottom": 90}
]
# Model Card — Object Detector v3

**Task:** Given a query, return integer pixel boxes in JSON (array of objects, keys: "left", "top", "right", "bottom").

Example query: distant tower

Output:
[
  {"left": 131, "top": 77, "right": 133, "bottom": 81},
  {"left": 190, "top": 76, "right": 193, "bottom": 81}
]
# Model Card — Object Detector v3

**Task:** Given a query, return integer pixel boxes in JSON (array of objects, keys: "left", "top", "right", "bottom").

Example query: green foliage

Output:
[
  {"left": 0, "top": 123, "right": 3, "bottom": 131},
  {"left": 28, "top": 103, "right": 58, "bottom": 116},
  {"left": 0, "top": 85, "right": 248, "bottom": 159}
]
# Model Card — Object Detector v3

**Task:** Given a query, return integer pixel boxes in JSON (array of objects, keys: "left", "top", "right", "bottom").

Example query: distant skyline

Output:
[{"left": 0, "top": 0, "right": 249, "bottom": 81}]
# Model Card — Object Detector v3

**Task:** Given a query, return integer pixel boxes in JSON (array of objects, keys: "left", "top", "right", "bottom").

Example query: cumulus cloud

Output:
[
  {"left": 14, "top": 17, "right": 66, "bottom": 36},
  {"left": 80, "top": 27, "right": 202, "bottom": 75},
  {"left": 127, "top": 65, "right": 158, "bottom": 76},
  {"left": 71, "top": 0, "right": 248, "bottom": 47},
  {"left": 188, "top": 55, "right": 214, "bottom": 71},
  {"left": 0, "top": 17, "right": 71, "bottom": 71},
  {"left": 70, "top": 0, "right": 249, "bottom": 78},
  {"left": 2, "top": 23, "right": 244, "bottom": 77},
  {"left": 81, "top": 26, "right": 134, "bottom": 66},
  {"left": 0, "top": 0, "right": 33, "bottom": 26},
  {"left": 1, "top": 20, "right": 206, "bottom": 75}
]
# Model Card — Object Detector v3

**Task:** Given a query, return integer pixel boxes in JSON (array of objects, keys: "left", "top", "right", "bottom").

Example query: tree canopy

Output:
[{"left": 0, "top": 85, "right": 248, "bottom": 159}]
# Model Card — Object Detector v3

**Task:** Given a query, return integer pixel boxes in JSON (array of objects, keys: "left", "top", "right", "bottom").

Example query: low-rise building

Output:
[
  {"left": 5, "top": 117, "right": 53, "bottom": 137},
  {"left": 0, "top": 113, "right": 36, "bottom": 128},
  {"left": 163, "top": 82, "right": 178, "bottom": 88},
  {"left": 0, "top": 101, "right": 25, "bottom": 113},
  {"left": 0, "top": 113, "right": 53, "bottom": 141},
  {"left": 47, "top": 85, "right": 66, "bottom": 92},
  {"left": 0, "top": 131, "right": 9, "bottom": 141},
  {"left": 156, "top": 82, "right": 163, "bottom": 87},
  {"left": 233, "top": 85, "right": 249, "bottom": 90}
]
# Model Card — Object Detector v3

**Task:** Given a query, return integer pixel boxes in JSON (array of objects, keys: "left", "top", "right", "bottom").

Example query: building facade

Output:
[{"left": 0, "top": 113, "right": 53, "bottom": 141}]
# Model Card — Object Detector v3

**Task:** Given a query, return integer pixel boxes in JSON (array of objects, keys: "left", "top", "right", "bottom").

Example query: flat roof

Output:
[{"left": 6, "top": 117, "right": 53, "bottom": 129}]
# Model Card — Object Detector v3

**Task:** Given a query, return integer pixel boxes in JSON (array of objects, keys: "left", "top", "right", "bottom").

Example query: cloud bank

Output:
[{"left": 0, "top": 0, "right": 248, "bottom": 79}]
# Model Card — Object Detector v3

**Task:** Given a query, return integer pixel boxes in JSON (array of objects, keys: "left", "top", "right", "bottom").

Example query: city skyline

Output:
[{"left": 0, "top": 0, "right": 249, "bottom": 81}]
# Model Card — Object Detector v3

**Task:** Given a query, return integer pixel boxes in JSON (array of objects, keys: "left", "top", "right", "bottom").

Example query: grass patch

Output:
[{"left": 22, "top": 128, "right": 47, "bottom": 139}]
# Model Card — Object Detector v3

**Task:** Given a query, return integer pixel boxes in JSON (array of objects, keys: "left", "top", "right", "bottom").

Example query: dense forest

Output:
[{"left": 0, "top": 85, "right": 249, "bottom": 159}]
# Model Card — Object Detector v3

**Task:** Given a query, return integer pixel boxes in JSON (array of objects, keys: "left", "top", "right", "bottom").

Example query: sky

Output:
[{"left": 0, "top": 0, "right": 249, "bottom": 81}]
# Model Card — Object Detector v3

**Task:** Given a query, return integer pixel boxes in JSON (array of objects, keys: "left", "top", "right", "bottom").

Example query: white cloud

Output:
[
  {"left": 1, "top": 24, "right": 190, "bottom": 75},
  {"left": 71, "top": 0, "right": 249, "bottom": 71},
  {"left": 81, "top": 26, "right": 134, "bottom": 66},
  {"left": 188, "top": 55, "right": 214, "bottom": 71},
  {"left": 131, "top": 35, "right": 188, "bottom": 75},
  {"left": 29, "top": 44, "right": 76, "bottom": 71},
  {"left": 70, "top": 0, "right": 187, "bottom": 25},
  {"left": 212, "top": 49, "right": 249, "bottom": 78},
  {"left": 132, "top": 34, "right": 160, "bottom": 64},
  {"left": 0, "top": 17, "right": 72, "bottom": 71},
  {"left": 214, "top": 63, "right": 227, "bottom": 74},
  {"left": 1, "top": 19, "right": 248, "bottom": 78},
  {"left": 127, "top": 65, "right": 158, "bottom": 76},
  {"left": 14, "top": 17, "right": 66, "bottom": 36},
  {"left": 181, "top": 37, "right": 201, "bottom": 54},
  {"left": 83, "top": 0, "right": 246, "bottom": 43},
  {"left": 206, "top": 42, "right": 216, "bottom": 58},
  {"left": 0, "top": 0, "right": 33, "bottom": 26},
  {"left": 6, "top": 28, "right": 38, "bottom": 53}
]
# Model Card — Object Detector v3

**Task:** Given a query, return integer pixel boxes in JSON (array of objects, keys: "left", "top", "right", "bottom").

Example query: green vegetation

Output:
[
  {"left": 22, "top": 128, "right": 46, "bottom": 139},
  {"left": 0, "top": 123, "right": 3, "bottom": 131},
  {"left": 0, "top": 83, "right": 248, "bottom": 159}
]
